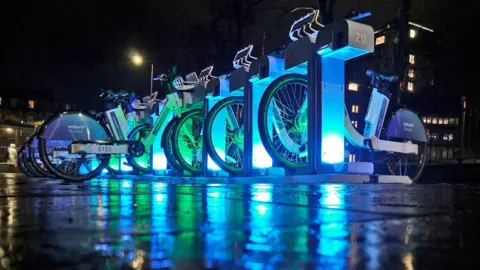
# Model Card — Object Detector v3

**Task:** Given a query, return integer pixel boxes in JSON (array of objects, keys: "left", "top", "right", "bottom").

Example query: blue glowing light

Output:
[
  {"left": 252, "top": 144, "right": 272, "bottom": 168},
  {"left": 207, "top": 155, "right": 221, "bottom": 171},
  {"left": 321, "top": 135, "right": 344, "bottom": 164},
  {"left": 121, "top": 180, "right": 132, "bottom": 189},
  {"left": 153, "top": 153, "right": 167, "bottom": 170}
]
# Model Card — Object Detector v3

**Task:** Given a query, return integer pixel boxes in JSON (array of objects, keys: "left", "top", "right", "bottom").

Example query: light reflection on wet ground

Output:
[{"left": 0, "top": 173, "right": 479, "bottom": 269}]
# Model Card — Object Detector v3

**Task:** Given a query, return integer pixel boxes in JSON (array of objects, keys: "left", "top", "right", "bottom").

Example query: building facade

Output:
[
  {"left": 0, "top": 88, "right": 77, "bottom": 160},
  {"left": 345, "top": 22, "right": 467, "bottom": 163}
]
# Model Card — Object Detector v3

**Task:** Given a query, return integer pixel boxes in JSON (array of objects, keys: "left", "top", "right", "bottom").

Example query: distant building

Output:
[
  {"left": 0, "top": 88, "right": 77, "bottom": 160},
  {"left": 345, "top": 22, "right": 469, "bottom": 163}
]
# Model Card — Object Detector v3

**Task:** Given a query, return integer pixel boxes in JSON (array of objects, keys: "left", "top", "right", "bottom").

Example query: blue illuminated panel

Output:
[{"left": 321, "top": 57, "right": 345, "bottom": 164}]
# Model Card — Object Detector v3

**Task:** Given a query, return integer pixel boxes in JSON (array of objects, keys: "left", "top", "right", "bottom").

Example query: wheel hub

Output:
[{"left": 128, "top": 141, "right": 146, "bottom": 157}]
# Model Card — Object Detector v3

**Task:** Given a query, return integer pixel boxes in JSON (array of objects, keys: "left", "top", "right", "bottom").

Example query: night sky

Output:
[{"left": 0, "top": 0, "right": 476, "bottom": 109}]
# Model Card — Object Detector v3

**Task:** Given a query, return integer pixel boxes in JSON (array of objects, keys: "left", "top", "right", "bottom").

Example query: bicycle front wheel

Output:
[
  {"left": 37, "top": 111, "right": 109, "bottom": 182},
  {"left": 204, "top": 96, "right": 245, "bottom": 175},
  {"left": 258, "top": 74, "right": 308, "bottom": 169},
  {"left": 172, "top": 109, "right": 204, "bottom": 175}
]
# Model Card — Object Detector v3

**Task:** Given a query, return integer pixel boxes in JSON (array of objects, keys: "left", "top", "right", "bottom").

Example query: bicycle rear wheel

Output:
[
  {"left": 161, "top": 117, "right": 183, "bottom": 172},
  {"left": 172, "top": 109, "right": 204, "bottom": 175},
  {"left": 17, "top": 146, "right": 38, "bottom": 177},
  {"left": 28, "top": 136, "right": 55, "bottom": 178}
]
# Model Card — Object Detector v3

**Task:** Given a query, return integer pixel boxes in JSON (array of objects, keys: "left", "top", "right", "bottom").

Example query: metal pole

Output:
[
  {"left": 150, "top": 63, "right": 154, "bottom": 95},
  {"left": 461, "top": 96, "right": 466, "bottom": 157}
]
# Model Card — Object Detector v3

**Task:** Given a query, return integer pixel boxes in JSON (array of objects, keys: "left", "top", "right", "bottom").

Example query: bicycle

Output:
[{"left": 344, "top": 70, "right": 428, "bottom": 182}]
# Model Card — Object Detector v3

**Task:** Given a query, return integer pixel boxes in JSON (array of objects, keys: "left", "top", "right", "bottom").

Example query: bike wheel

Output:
[
  {"left": 172, "top": 109, "right": 204, "bottom": 175},
  {"left": 17, "top": 146, "right": 37, "bottom": 177},
  {"left": 204, "top": 96, "right": 245, "bottom": 175},
  {"left": 258, "top": 74, "right": 308, "bottom": 169},
  {"left": 384, "top": 111, "right": 428, "bottom": 183},
  {"left": 28, "top": 136, "right": 55, "bottom": 178},
  {"left": 161, "top": 118, "right": 183, "bottom": 172},
  {"left": 38, "top": 111, "right": 109, "bottom": 182},
  {"left": 126, "top": 124, "right": 151, "bottom": 172}
]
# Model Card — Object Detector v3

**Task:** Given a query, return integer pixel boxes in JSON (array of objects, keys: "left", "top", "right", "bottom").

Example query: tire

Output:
[
  {"left": 37, "top": 111, "right": 109, "bottom": 182},
  {"left": 258, "top": 74, "right": 309, "bottom": 169},
  {"left": 161, "top": 118, "right": 183, "bottom": 172},
  {"left": 171, "top": 109, "right": 204, "bottom": 175},
  {"left": 28, "top": 136, "right": 55, "bottom": 178},
  {"left": 204, "top": 96, "right": 245, "bottom": 175},
  {"left": 126, "top": 123, "right": 151, "bottom": 173},
  {"left": 17, "top": 146, "right": 37, "bottom": 177},
  {"left": 384, "top": 111, "right": 428, "bottom": 183}
]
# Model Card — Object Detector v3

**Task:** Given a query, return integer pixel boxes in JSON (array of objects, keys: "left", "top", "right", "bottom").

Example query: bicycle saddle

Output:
[{"left": 366, "top": 70, "right": 398, "bottom": 82}]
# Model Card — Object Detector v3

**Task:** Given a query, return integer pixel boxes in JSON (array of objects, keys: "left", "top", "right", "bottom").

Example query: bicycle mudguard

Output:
[
  {"left": 39, "top": 111, "right": 109, "bottom": 141},
  {"left": 385, "top": 109, "right": 427, "bottom": 142}
]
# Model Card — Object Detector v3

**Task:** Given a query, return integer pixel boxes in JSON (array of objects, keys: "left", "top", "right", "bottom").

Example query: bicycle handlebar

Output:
[{"left": 366, "top": 70, "right": 398, "bottom": 83}]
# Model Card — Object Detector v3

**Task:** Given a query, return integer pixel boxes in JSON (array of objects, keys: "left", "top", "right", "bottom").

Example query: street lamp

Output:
[{"left": 131, "top": 53, "right": 154, "bottom": 95}]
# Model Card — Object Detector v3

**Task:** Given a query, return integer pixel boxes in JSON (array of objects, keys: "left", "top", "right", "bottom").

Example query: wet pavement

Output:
[{"left": 1, "top": 173, "right": 479, "bottom": 269}]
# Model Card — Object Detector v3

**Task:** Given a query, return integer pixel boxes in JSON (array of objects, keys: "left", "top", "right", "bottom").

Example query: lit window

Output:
[
  {"left": 448, "top": 133, "right": 454, "bottom": 141},
  {"left": 431, "top": 133, "right": 437, "bottom": 140},
  {"left": 65, "top": 104, "right": 71, "bottom": 110},
  {"left": 28, "top": 100, "right": 35, "bottom": 109},
  {"left": 409, "top": 29, "right": 416, "bottom": 38},
  {"left": 449, "top": 118, "right": 455, "bottom": 125},
  {"left": 438, "top": 118, "right": 443, "bottom": 125},
  {"left": 426, "top": 117, "right": 431, "bottom": 124},
  {"left": 349, "top": 154, "right": 356, "bottom": 162},
  {"left": 455, "top": 118, "right": 459, "bottom": 125},
  {"left": 422, "top": 117, "right": 426, "bottom": 123},
  {"left": 409, "top": 54, "right": 415, "bottom": 64},
  {"left": 407, "top": 82, "right": 414, "bottom": 91},
  {"left": 0, "top": 96, "right": 2, "bottom": 105},
  {"left": 375, "top": 36, "right": 385, "bottom": 45},
  {"left": 408, "top": 69, "right": 414, "bottom": 78},
  {"left": 351, "top": 120, "right": 358, "bottom": 128},
  {"left": 348, "top": 83, "right": 359, "bottom": 91},
  {"left": 443, "top": 134, "right": 448, "bottom": 141},
  {"left": 432, "top": 117, "right": 437, "bottom": 124},
  {"left": 352, "top": 105, "right": 359, "bottom": 114},
  {"left": 444, "top": 117, "right": 448, "bottom": 125},
  {"left": 10, "top": 98, "right": 18, "bottom": 108}
]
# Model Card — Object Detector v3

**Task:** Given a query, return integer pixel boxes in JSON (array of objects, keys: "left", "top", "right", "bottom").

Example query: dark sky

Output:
[{"left": 0, "top": 0, "right": 475, "bottom": 108}]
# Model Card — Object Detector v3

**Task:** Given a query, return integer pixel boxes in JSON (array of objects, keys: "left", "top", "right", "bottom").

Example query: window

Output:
[
  {"left": 426, "top": 117, "right": 431, "bottom": 124},
  {"left": 352, "top": 105, "right": 359, "bottom": 114},
  {"left": 348, "top": 83, "right": 359, "bottom": 91},
  {"left": 10, "top": 98, "right": 18, "bottom": 108},
  {"left": 432, "top": 117, "right": 438, "bottom": 124},
  {"left": 28, "top": 100, "right": 35, "bottom": 109},
  {"left": 431, "top": 133, "right": 438, "bottom": 140},
  {"left": 409, "top": 29, "right": 417, "bottom": 38},
  {"left": 409, "top": 54, "right": 415, "bottom": 64},
  {"left": 422, "top": 116, "right": 426, "bottom": 123},
  {"left": 449, "top": 118, "right": 455, "bottom": 125},
  {"left": 0, "top": 96, "right": 2, "bottom": 105},
  {"left": 443, "top": 134, "right": 448, "bottom": 141},
  {"left": 351, "top": 120, "right": 358, "bottom": 128},
  {"left": 455, "top": 118, "right": 459, "bottom": 125},
  {"left": 443, "top": 117, "right": 449, "bottom": 125},
  {"left": 349, "top": 154, "right": 356, "bottom": 162},
  {"left": 448, "top": 133, "right": 454, "bottom": 141},
  {"left": 407, "top": 82, "right": 414, "bottom": 91},
  {"left": 65, "top": 104, "right": 71, "bottom": 110},
  {"left": 408, "top": 69, "right": 414, "bottom": 78},
  {"left": 438, "top": 118, "right": 443, "bottom": 125},
  {"left": 375, "top": 36, "right": 385, "bottom": 45}
]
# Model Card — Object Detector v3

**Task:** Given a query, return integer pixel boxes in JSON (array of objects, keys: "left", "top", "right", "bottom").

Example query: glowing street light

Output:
[
  {"left": 130, "top": 52, "right": 154, "bottom": 95},
  {"left": 132, "top": 54, "right": 144, "bottom": 66}
]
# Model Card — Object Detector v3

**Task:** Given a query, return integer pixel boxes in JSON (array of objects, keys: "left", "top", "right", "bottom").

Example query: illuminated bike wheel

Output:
[
  {"left": 126, "top": 124, "right": 151, "bottom": 173},
  {"left": 204, "top": 96, "right": 245, "bottom": 175},
  {"left": 106, "top": 155, "right": 122, "bottom": 174},
  {"left": 258, "top": 74, "right": 308, "bottom": 169},
  {"left": 28, "top": 135, "right": 55, "bottom": 178},
  {"left": 161, "top": 118, "right": 183, "bottom": 172},
  {"left": 38, "top": 111, "right": 109, "bottom": 182},
  {"left": 385, "top": 110, "right": 428, "bottom": 183},
  {"left": 172, "top": 109, "right": 204, "bottom": 175}
]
